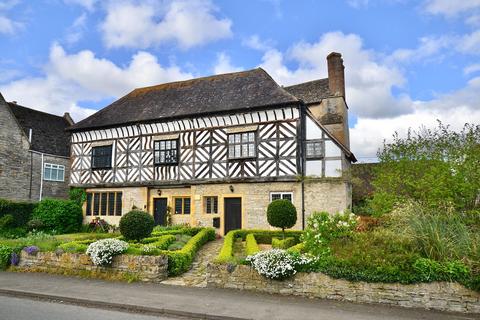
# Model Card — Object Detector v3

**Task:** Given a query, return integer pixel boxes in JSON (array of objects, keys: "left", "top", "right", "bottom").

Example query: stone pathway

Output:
[{"left": 161, "top": 239, "right": 223, "bottom": 287}]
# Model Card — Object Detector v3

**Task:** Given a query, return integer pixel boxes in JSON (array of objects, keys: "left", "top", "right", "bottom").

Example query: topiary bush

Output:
[
  {"left": 119, "top": 210, "right": 155, "bottom": 241},
  {"left": 32, "top": 199, "right": 83, "bottom": 234},
  {"left": 267, "top": 199, "right": 297, "bottom": 238}
]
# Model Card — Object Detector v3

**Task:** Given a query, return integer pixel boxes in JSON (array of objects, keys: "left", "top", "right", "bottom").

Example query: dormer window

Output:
[
  {"left": 228, "top": 132, "right": 256, "bottom": 159},
  {"left": 154, "top": 139, "right": 178, "bottom": 165}
]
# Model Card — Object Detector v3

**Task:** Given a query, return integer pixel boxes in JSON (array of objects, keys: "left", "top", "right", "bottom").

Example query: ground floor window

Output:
[
  {"left": 43, "top": 163, "right": 65, "bottom": 182},
  {"left": 204, "top": 196, "right": 218, "bottom": 214},
  {"left": 270, "top": 192, "right": 293, "bottom": 202},
  {"left": 86, "top": 191, "right": 122, "bottom": 216},
  {"left": 174, "top": 197, "right": 191, "bottom": 214}
]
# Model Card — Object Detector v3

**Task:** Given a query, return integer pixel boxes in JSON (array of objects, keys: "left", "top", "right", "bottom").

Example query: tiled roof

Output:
[
  {"left": 284, "top": 78, "right": 333, "bottom": 104},
  {"left": 7, "top": 102, "right": 71, "bottom": 156},
  {"left": 69, "top": 68, "right": 300, "bottom": 131}
]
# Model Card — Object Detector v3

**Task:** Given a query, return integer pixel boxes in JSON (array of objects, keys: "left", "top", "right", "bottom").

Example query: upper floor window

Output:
[
  {"left": 270, "top": 192, "right": 293, "bottom": 202},
  {"left": 228, "top": 132, "right": 256, "bottom": 159},
  {"left": 44, "top": 163, "right": 65, "bottom": 182},
  {"left": 154, "top": 139, "right": 178, "bottom": 165},
  {"left": 92, "top": 145, "right": 112, "bottom": 170},
  {"left": 306, "top": 140, "right": 324, "bottom": 159}
]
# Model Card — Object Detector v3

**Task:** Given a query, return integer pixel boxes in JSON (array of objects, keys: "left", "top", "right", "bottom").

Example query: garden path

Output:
[{"left": 161, "top": 238, "right": 223, "bottom": 287}]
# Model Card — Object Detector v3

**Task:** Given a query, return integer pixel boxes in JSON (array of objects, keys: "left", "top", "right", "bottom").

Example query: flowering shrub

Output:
[
  {"left": 301, "top": 211, "right": 358, "bottom": 256},
  {"left": 10, "top": 252, "right": 19, "bottom": 266},
  {"left": 246, "top": 249, "right": 315, "bottom": 280},
  {"left": 24, "top": 245, "right": 39, "bottom": 255},
  {"left": 86, "top": 239, "right": 128, "bottom": 266}
]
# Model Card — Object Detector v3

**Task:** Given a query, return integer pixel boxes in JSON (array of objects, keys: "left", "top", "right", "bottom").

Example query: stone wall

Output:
[
  {"left": 18, "top": 250, "right": 168, "bottom": 282},
  {"left": 207, "top": 264, "right": 480, "bottom": 314}
]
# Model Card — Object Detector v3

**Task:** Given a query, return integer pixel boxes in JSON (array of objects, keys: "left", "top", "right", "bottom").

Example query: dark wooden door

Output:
[
  {"left": 224, "top": 197, "right": 242, "bottom": 234},
  {"left": 153, "top": 198, "right": 168, "bottom": 226}
]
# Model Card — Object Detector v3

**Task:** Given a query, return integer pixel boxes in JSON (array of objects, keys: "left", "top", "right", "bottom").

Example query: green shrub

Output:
[
  {"left": 59, "top": 241, "right": 88, "bottom": 253},
  {"left": 267, "top": 199, "right": 297, "bottom": 238},
  {"left": 0, "top": 199, "right": 37, "bottom": 228},
  {"left": 272, "top": 237, "right": 296, "bottom": 249},
  {"left": 176, "top": 234, "right": 192, "bottom": 243},
  {"left": 119, "top": 210, "right": 154, "bottom": 241},
  {"left": 0, "top": 244, "right": 13, "bottom": 270},
  {"left": 69, "top": 188, "right": 87, "bottom": 206},
  {"left": 413, "top": 258, "right": 469, "bottom": 282},
  {"left": 0, "top": 214, "right": 14, "bottom": 229},
  {"left": 215, "top": 230, "right": 238, "bottom": 263},
  {"left": 286, "top": 242, "right": 305, "bottom": 254},
  {"left": 32, "top": 199, "right": 83, "bottom": 234},
  {"left": 26, "top": 218, "right": 44, "bottom": 231},
  {"left": 245, "top": 234, "right": 260, "bottom": 256},
  {"left": 0, "top": 227, "right": 27, "bottom": 239},
  {"left": 167, "top": 241, "right": 184, "bottom": 251}
]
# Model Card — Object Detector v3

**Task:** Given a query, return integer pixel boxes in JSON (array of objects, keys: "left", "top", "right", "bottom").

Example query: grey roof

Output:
[
  {"left": 7, "top": 102, "right": 71, "bottom": 156},
  {"left": 69, "top": 68, "right": 300, "bottom": 131},
  {"left": 284, "top": 78, "right": 333, "bottom": 104}
]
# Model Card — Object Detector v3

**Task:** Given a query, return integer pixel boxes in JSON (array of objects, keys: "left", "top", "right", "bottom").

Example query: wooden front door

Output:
[
  {"left": 224, "top": 197, "right": 242, "bottom": 234},
  {"left": 153, "top": 198, "right": 168, "bottom": 226}
]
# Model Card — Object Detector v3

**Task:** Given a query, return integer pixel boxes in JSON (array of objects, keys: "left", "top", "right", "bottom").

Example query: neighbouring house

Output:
[
  {"left": 68, "top": 52, "right": 356, "bottom": 234},
  {"left": 0, "top": 94, "right": 73, "bottom": 201}
]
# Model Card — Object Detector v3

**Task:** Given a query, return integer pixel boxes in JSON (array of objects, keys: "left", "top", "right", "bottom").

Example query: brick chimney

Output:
[
  {"left": 327, "top": 52, "right": 345, "bottom": 98},
  {"left": 63, "top": 112, "right": 75, "bottom": 125}
]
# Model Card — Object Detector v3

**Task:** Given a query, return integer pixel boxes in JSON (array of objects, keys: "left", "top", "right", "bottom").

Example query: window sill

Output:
[
  {"left": 227, "top": 157, "right": 257, "bottom": 161},
  {"left": 92, "top": 167, "right": 112, "bottom": 171},
  {"left": 154, "top": 163, "right": 179, "bottom": 166}
]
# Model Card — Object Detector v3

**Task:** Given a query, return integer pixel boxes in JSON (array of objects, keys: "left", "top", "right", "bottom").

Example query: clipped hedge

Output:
[
  {"left": 215, "top": 229, "right": 303, "bottom": 263},
  {"left": 0, "top": 199, "right": 37, "bottom": 228},
  {"left": 272, "top": 237, "right": 297, "bottom": 249},
  {"left": 286, "top": 242, "right": 305, "bottom": 254},
  {"left": 159, "top": 228, "right": 215, "bottom": 276},
  {"left": 32, "top": 199, "right": 83, "bottom": 234},
  {"left": 245, "top": 234, "right": 260, "bottom": 256}
]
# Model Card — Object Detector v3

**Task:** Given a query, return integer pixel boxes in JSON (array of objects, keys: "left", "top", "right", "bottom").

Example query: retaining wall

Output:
[
  {"left": 207, "top": 263, "right": 480, "bottom": 314},
  {"left": 18, "top": 250, "right": 168, "bottom": 282}
]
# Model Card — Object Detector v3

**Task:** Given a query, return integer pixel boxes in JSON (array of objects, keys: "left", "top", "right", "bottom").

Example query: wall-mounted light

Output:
[
  {"left": 229, "top": 185, "right": 234, "bottom": 193},
  {"left": 157, "top": 190, "right": 162, "bottom": 196}
]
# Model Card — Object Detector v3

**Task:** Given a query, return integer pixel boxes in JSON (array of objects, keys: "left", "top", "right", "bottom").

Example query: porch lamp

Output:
[
  {"left": 229, "top": 185, "right": 234, "bottom": 193},
  {"left": 157, "top": 190, "right": 162, "bottom": 196}
]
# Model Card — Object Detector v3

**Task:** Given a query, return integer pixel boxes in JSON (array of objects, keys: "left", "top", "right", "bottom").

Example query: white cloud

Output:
[
  {"left": 351, "top": 77, "right": 480, "bottom": 158},
  {"left": 213, "top": 52, "right": 242, "bottom": 74},
  {"left": 100, "top": 0, "right": 232, "bottom": 49},
  {"left": 65, "top": 13, "right": 87, "bottom": 44},
  {"left": 464, "top": 63, "right": 480, "bottom": 75},
  {"left": 64, "top": 0, "right": 98, "bottom": 11},
  {"left": 423, "top": 0, "right": 480, "bottom": 17},
  {"left": 1, "top": 43, "right": 192, "bottom": 121},
  {"left": 259, "top": 32, "right": 408, "bottom": 118},
  {"left": 242, "top": 35, "right": 274, "bottom": 51},
  {"left": 0, "top": 1, "right": 22, "bottom": 35}
]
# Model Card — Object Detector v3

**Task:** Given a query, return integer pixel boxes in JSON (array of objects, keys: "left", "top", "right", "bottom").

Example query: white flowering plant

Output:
[
  {"left": 86, "top": 239, "right": 128, "bottom": 266},
  {"left": 246, "top": 249, "right": 316, "bottom": 280},
  {"left": 301, "top": 211, "right": 358, "bottom": 256}
]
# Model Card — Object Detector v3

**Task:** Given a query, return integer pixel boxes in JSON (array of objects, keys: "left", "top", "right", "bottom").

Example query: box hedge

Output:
[
  {"left": 245, "top": 234, "right": 260, "bottom": 256},
  {"left": 0, "top": 199, "right": 37, "bottom": 228},
  {"left": 272, "top": 237, "right": 297, "bottom": 249}
]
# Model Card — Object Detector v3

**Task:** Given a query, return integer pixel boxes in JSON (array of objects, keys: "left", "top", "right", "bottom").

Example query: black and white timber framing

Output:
[{"left": 70, "top": 106, "right": 302, "bottom": 186}]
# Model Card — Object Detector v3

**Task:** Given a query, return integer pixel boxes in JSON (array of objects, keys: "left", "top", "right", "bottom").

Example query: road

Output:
[{"left": 0, "top": 296, "right": 176, "bottom": 320}]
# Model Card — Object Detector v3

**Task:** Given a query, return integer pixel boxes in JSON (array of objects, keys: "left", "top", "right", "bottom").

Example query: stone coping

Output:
[{"left": 206, "top": 263, "right": 480, "bottom": 314}]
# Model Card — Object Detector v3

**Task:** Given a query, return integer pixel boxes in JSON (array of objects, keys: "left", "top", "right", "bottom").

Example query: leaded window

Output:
[
  {"left": 204, "top": 196, "right": 218, "bottom": 214},
  {"left": 174, "top": 197, "right": 191, "bottom": 214},
  {"left": 306, "top": 140, "right": 324, "bottom": 159},
  {"left": 228, "top": 132, "right": 256, "bottom": 159},
  {"left": 85, "top": 192, "right": 123, "bottom": 216},
  {"left": 154, "top": 139, "right": 178, "bottom": 165},
  {"left": 91, "top": 145, "right": 112, "bottom": 169}
]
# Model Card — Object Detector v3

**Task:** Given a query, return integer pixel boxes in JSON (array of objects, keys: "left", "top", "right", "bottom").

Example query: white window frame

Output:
[
  {"left": 270, "top": 192, "right": 293, "bottom": 202},
  {"left": 43, "top": 163, "right": 65, "bottom": 182}
]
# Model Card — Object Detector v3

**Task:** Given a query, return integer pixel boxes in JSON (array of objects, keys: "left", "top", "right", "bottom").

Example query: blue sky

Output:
[{"left": 0, "top": 0, "right": 479, "bottom": 161}]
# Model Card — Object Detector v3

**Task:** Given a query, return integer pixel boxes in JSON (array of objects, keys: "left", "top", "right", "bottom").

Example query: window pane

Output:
[
  {"left": 101, "top": 193, "right": 107, "bottom": 216},
  {"left": 271, "top": 194, "right": 281, "bottom": 201},
  {"left": 206, "top": 197, "right": 211, "bottom": 214},
  {"left": 213, "top": 197, "right": 218, "bottom": 213},
  {"left": 242, "top": 133, "right": 248, "bottom": 142},
  {"left": 235, "top": 134, "right": 240, "bottom": 143},
  {"left": 59, "top": 167, "right": 65, "bottom": 181},
  {"left": 175, "top": 198, "right": 182, "bottom": 214},
  {"left": 228, "top": 135, "right": 234, "bottom": 143},
  {"left": 86, "top": 193, "right": 92, "bottom": 216},
  {"left": 160, "top": 141, "right": 165, "bottom": 150},
  {"left": 248, "top": 144, "right": 255, "bottom": 157},
  {"left": 235, "top": 145, "right": 240, "bottom": 157},
  {"left": 93, "top": 193, "right": 100, "bottom": 216},
  {"left": 92, "top": 145, "right": 112, "bottom": 169},
  {"left": 228, "top": 146, "right": 234, "bottom": 158},
  {"left": 115, "top": 192, "right": 122, "bottom": 216},
  {"left": 282, "top": 194, "right": 292, "bottom": 202},
  {"left": 248, "top": 132, "right": 255, "bottom": 142},
  {"left": 242, "top": 144, "right": 248, "bottom": 157},
  {"left": 184, "top": 198, "right": 191, "bottom": 214},
  {"left": 108, "top": 193, "right": 115, "bottom": 216}
]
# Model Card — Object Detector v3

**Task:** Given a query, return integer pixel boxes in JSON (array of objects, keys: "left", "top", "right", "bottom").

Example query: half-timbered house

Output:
[{"left": 68, "top": 52, "right": 356, "bottom": 234}]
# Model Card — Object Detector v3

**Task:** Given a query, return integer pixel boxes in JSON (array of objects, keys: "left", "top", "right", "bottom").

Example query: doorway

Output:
[
  {"left": 153, "top": 198, "right": 168, "bottom": 226},
  {"left": 224, "top": 197, "right": 242, "bottom": 234}
]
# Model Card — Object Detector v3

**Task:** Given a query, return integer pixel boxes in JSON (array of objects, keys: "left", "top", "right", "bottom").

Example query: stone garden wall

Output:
[
  {"left": 18, "top": 251, "right": 168, "bottom": 282},
  {"left": 207, "top": 264, "right": 480, "bottom": 314}
]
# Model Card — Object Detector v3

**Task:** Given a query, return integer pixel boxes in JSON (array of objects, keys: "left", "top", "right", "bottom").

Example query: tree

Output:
[
  {"left": 370, "top": 122, "right": 480, "bottom": 214},
  {"left": 267, "top": 199, "right": 297, "bottom": 239}
]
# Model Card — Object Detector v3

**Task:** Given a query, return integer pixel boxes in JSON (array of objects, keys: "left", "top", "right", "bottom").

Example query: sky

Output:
[{"left": 0, "top": 0, "right": 479, "bottom": 162}]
